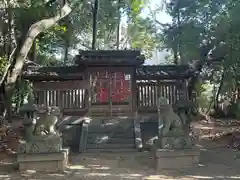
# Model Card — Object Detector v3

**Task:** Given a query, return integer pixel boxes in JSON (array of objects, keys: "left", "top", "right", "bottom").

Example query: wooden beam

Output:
[
  {"left": 136, "top": 74, "right": 192, "bottom": 80},
  {"left": 33, "top": 80, "right": 88, "bottom": 90},
  {"left": 23, "top": 75, "right": 84, "bottom": 81},
  {"left": 132, "top": 67, "right": 137, "bottom": 116}
]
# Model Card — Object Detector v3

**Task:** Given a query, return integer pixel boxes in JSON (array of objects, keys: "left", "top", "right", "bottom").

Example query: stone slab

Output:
[
  {"left": 17, "top": 150, "right": 68, "bottom": 172},
  {"left": 19, "top": 160, "right": 66, "bottom": 172},
  {"left": 155, "top": 148, "right": 200, "bottom": 170},
  {"left": 17, "top": 152, "right": 66, "bottom": 162},
  {"left": 0, "top": 162, "right": 18, "bottom": 172}
]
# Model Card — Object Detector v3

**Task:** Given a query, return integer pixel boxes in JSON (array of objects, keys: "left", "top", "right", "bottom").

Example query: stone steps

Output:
[
  {"left": 70, "top": 151, "right": 153, "bottom": 167},
  {"left": 87, "top": 143, "right": 135, "bottom": 149},
  {"left": 85, "top": 148, "right": 137, "bottom": 153},
  {"left": 88, "top": 132, "right": 134, "bottom": 139},
  {"left": 87, "top": 137, "right": 135, "bottom": 144},
  {"left": 86, "top": 118, "right": 136, "bottom": 152},
  {"left": 88, "top": 127, "right": 134, "bottom": 133}
]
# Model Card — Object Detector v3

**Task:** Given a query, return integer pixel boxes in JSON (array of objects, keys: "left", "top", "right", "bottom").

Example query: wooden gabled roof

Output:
[
  {"left": 23, "top": 64, "right": 193, "bottom": 81},
  {"left": 136, "top": 65, "right": 193, "bottom": 80},
  {"left": 74, "top": 50, "right": 145, "bottom": 66},
  {"left": 23, "top": 65, "right": 85, "bottom": 81}
]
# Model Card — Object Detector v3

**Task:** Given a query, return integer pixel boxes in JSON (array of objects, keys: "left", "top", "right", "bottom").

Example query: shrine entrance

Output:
[{"left": 89, "top": 68, "right": 133, "bottom": 116}]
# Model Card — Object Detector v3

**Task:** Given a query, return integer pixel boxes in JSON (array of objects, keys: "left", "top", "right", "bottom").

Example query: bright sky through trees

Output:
[
  {"left": 141, "top": 0, "right": 172, "bottom": 24},
  {"left": 142, "top": 0, "right": 172, "bottom": 64}
]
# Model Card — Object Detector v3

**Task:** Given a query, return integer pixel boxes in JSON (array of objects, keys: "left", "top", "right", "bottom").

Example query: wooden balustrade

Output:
[
  {"left": 32, "top": 79, "right": 189, "bottom": 115},
  {"left": 137, "top": 81, "right": 186, "bottom": 113},
  {"left": 33, "top": 81, "right": 87, "bottom": 114}
]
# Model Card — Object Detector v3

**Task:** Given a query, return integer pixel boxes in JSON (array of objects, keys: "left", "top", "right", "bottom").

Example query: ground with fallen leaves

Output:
[
  {"left": 0, "top": 118, "right": 239, "bottom": 179},
  {"left": 0, "top": 148, "right": 240, "bottom": 180}
]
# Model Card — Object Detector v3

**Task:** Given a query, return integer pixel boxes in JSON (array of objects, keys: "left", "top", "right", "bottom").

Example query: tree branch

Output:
[
  {"left": 0, "top": 47, "right": 16, "bottom": 87},
  {"left": 7, "top": 2, "right": 72, "bottom": 85}
]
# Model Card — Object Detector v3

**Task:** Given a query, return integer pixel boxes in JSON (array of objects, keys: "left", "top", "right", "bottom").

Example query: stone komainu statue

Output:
[
  {"left": 157, "top": 97, "right": 182, "bottom": 136},
  {"left": 157, "top": 96, "right": 192, "bottom": 149},
  {"left": 33, "top": 106, "right": 62, "bottom": 136}
]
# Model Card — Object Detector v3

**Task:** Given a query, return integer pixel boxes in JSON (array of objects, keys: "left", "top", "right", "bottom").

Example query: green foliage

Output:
[
  {"left": 0, "top": 56, "right": 8, "bottom": 75},
  {"left": 159, "top": 0, "right": 240, "bottom": 115},
  {"left": 195, "top": 81, "right": 214, "bottom": 112},
  {"left": 0, "top": 0, "right": 161, "bottom": 115},
  {"left": 128, "top": 17, "right": 159, "bottom": 58},
  {"left": 12, "top": 79, "right": 31, "bottom": 112}
]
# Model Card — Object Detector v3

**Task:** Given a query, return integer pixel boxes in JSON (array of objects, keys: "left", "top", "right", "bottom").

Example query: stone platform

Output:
[
  {"left": 17, "top": 135, "right": 69, "bottom": 172},
  {"left": 17, "top": 150, "right": 68, "bottom": 171},
  {"left": 155, "top": 148, "right": 200, "bottom": 170}
]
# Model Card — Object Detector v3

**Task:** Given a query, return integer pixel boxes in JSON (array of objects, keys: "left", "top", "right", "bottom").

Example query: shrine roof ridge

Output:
[
  {"left": 75, "top": 49, "right": 145, "bottom": 66},
  {"left": 78, "top": 49, "right": 141, "bottom": 57},
  {"left": 136, "top": 65, "right": 193, "bottom": 80},
  {"left": 22, "top": 64, "right": 194, "bottom": 81}
]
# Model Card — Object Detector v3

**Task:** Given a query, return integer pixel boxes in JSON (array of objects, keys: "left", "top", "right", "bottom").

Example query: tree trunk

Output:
[
  {"left": 116, "top": 0, "right": 121, "bottom": 50},
  {"left": 92, "top": 0, "right": 99, "bottom": 50},
  {"left": 187, "top": 43, "right": 213, "bottom": 100},
  {"left": 0, "top": 48, "right": 16, "bottom": 87},
  {"left": 63, "top": 41, "right": 69, "bottom": 65},
  {"left": 3, "top": 2, "right": 72, "bottom": 117},
  {"left": 214, "top": 69, "right": 225, "bottom": 110},
  {"left": 173, "top": 46, "right": 178, "bottom": 65},
  {"left": 7, "top": 7, "right": 17, "bottom": 58},
  {"left": 176, "top": 1, "right": 183, "bottom": 64},
  {"left": 30, "top": 38, "right": 37, "bottom": 61},
  {"left": 63, "top": 17, "right": 71, "bottom": 65}
]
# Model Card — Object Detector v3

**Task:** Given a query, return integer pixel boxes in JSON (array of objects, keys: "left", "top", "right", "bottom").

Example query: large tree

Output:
[
  {"left": 0, "top": 0, "right": 72, "bottom": 117},
  {"left": 159, "top": 0, "right": 240, "bottom": 114},
  {"left": 0, "top": 0, "right": 156, "bottom": 117}
]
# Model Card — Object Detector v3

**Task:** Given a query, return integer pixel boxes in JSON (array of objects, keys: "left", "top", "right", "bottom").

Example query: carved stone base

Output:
[
  {"left": 17, "top": 149, "right": 69, "bottom": 172},
  {"left": 17, "top": 135, "right": 62, "bottom": 153},
  {"left": 17, "top": 135, "right": 69, "bottom": 172},
  {"left": 161, "top": 135, "right": 193, "bottom": 149},
  {"left": 155, "top": 148, "right": 200, "bottom": 170}
]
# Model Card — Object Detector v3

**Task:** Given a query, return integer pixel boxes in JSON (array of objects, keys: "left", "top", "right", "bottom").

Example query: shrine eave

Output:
[
  {"left": 74, "top": 50, "right": 145, "bottom": 66},
  {"left": 78, "top": 50, "right": 141, "bottom": 57},
  {"left": 136, "top": 65, "right": 194, "bottom": 80},
  {"left": 22, "top": 66, "right": 85, "bottom": 81},
  {"left": 22, "top": 65, "right": 193, "bottom": 81}
]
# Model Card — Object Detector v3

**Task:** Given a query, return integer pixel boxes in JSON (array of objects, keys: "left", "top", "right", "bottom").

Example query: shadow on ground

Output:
[{"left": 0, "top": 148, "right": 240, "bottom": 180}]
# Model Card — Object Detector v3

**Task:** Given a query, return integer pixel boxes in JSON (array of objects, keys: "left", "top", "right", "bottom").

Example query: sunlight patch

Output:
[
  {"left": 88, "top": 173, "right": 111, "bottom": 176},
  {"left": 187, "top": 175, "right": 213, "bottom": 179},
  {"left": 69, "top": 165, "right": 89, "bottom": 170},
  {"left": 48, "top": 173, "right": 64, "bottom": 177}
]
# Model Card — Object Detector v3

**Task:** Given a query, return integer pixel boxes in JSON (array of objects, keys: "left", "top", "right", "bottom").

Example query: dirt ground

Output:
[
  {"left": 0, "top": 120, "right": 240, "bottom": 180},
  {"left": 0, "top": 147, "right": 239, "bottom": 179}
]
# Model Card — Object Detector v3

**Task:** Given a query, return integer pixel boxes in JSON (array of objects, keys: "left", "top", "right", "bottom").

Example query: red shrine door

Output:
[{"left": 90, "top": 70, "right": 132, "bottom": 115}]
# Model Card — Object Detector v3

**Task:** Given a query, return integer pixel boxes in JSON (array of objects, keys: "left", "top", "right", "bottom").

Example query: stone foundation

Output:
[
  {"left": 17, "top": 135, "right": 69, "bottom": 172},
  {"left": 17, "top": 150, "right": 68, "bottom": 172},
  {"left": 155, "top": 148, "right": 200, "bottom": 170}
]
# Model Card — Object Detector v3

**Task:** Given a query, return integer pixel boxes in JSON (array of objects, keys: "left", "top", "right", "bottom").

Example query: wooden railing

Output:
[
  {"left": 33, "top": 80, "right": 87, "bottom": 113},
  {"left": 32, "top": 79, "right": 189, "bottom": 115},
  {"left": 137, "top": 81, "right": 186, "bottom": 112},
  {"left": 34, "top": 89, "right": 86, "bottom": 108}
]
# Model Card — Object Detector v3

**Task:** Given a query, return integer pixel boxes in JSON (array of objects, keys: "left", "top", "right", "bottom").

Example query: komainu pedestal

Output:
[
  {"left": 17, "top": 135, "right": 69, "bottom": 172},
  {"left": 18, "top": 102, "right": 68, "bottom": 172},
  {"left": 154, "top": 134, "right": 200, "bottom": 170},
  {"left": 154, "top": 97, "right": 200, "bottom": 170}
]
